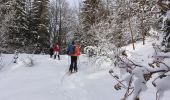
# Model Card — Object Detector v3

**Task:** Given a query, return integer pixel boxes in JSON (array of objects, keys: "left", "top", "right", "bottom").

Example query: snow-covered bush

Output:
[
  {"left": 84, "top": 46, "right": 98, "bottom": 57},
  {"left": 83, "top": 20, "right": 123, "bottom": 71},
  {"left": 17, "top": 55, "right": 34, "bottom": 67},
  {"left": 109, "top": 44, "right": 170, "bottom": 100}
]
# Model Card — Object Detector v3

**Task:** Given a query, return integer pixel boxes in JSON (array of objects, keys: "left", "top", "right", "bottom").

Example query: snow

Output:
[
  {"left": 0, "top": 38, "right": 170, "bottom": 100},
  {"left": 0, "top": 54, "right": 115, "bottom": 100}
]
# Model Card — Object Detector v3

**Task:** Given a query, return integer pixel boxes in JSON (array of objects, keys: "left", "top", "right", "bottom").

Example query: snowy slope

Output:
[{"left": 0, "top": 38, "right": 170, "bottom": 100}]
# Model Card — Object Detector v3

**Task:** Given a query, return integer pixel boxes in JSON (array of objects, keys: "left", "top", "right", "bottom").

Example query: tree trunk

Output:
[
  {"left": 128, "top": 17, "right": 135, "bottom": 50},
  {"left": 140, "top": 0, "right": 145, "bottom": 45},
  {"left": 58, "top": 0, "right": 62, "bottom": 47}
]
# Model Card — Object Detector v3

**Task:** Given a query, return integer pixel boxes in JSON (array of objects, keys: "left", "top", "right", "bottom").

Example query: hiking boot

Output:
[
  {"left": 54, "top": 55, "right": 56, "bottom": 59},
  {"left": 69, "top": 69, "right": 72, "bottom": 73}
]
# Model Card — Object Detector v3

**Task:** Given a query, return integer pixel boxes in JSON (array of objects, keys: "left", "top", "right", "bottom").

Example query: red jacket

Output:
[{"left": 53, "top": 44, "right": 59, "bottom": 52}]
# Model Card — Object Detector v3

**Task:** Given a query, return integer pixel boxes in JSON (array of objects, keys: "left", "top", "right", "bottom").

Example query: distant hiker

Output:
[
  {"left": 66, "top": 41, "right": 80, "bottom": 73},
  {"left": 50, "top": 46, "right": 53, "bottom": 58},
  {"left": 13, "top": 51, "right": 19, "bottom": 63},
  {"left": 53, "top": 43, "right": 60, "bottom": 60}
]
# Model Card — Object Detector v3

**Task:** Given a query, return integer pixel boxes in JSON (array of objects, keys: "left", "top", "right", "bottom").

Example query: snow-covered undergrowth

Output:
[
  {"left": 109, "top": 37, "right": 170, "bottom": 100},
  {"left": 0, "top": 38, "right": 170, "bottom": 100}
]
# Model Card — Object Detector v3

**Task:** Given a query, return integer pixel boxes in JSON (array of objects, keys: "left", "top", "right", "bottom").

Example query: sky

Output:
[{"left": 66, "top": 0, "right": 81, "bottom": 8}]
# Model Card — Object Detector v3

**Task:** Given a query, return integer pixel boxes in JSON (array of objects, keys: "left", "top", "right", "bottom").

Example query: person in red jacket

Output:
[
  {"left": 53, "top": 43, "right": 60, "bottom": 60},
  {"left": 67, "top": 41, "right": 80, "bottom": 73}
]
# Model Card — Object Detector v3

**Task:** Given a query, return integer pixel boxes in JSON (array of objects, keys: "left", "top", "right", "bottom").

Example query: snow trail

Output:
[
  {"left": 0, "top": 54, "right": 114, "bottom": 100},
  {"left": 0, "top": 52, "right": 169, "bottom": 100}
]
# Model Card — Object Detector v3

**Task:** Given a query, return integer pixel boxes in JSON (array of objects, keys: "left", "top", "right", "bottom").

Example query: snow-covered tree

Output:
[
  {"left": 157, "top": 0, "right": 170, "bottom": 52},
  {"left": 0, "top": 1, "right": 8, "bottom": 49},
  {"left": 82, "top": 1, "right": 170, "bottom": 99},
  {"left": 31, "top": 0, "right": 50, "bottom": 53},
  {"left": 49, "top": 0, "right": 79, "bottom": 53},
  {"left": 113, "top": 0, "right": 157, "bottom": 45},
  {"left": 80, "top": 0, "right": 107, "bottom": 47},
  {"left": 130, "top": 0, "right": 157, "bottom": 45},
  {"left": 25, "top": 0, "right": 33, "bottom": 46},
  {"left": 0, "top": 0, "right": 16, "bottom": 52},
  {"left": 8, "top": 0, "right": 29, "bottom": 49}
]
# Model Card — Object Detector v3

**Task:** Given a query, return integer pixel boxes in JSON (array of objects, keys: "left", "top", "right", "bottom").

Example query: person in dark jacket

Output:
[{"left": 50, "top": 46, "right": 53, "bottom": 58}]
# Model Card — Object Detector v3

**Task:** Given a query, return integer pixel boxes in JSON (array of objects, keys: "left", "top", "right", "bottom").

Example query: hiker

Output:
[
  {"left": 53, "top": 43, "right": 60, "bottom": 60},
  {"left": 66, "top": 41, "right": 80, "bottom": 73},
  {"left": 13, "top": 51, "right": 19, "bottom": 63},
  {"left": 49, "top": 46, "right": 53, "bottom": 58}
]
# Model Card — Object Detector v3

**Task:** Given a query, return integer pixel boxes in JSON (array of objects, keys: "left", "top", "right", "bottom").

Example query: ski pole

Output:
[
  {"left": 68, "top": 55, "right": 70, "bottom": 66},
  {"left": 78, "top": 56, "right": 80, "bottom": 70}
]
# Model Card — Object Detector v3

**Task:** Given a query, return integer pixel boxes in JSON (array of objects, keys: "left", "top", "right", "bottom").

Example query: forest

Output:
[{"left": 0, "top": 0, "right": 170, "bottom": 100}]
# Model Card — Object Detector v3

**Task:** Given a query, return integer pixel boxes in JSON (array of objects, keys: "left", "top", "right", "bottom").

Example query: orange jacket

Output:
[{"left": 69, "top": 45, "right": 80, "bottom": 56}]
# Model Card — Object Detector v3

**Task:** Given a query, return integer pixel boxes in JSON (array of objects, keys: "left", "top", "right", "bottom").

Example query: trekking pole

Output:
[
  {"left": 67, "top": 55, "right": 70, "bottom": 67},
  {"left": 78, "top": 56, "right": 80, "bottom": 70}
]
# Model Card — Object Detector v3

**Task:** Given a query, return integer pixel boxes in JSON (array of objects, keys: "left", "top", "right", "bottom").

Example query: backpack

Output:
[
  {"left": 69, "top": 45, "right": 76, "bottom": 54},
  {"left": 67, "top": 44, "right": 75, "bottom": 55}
]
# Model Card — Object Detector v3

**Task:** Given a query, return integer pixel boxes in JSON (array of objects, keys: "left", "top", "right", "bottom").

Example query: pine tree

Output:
[
  {"left": 0, "top": 0, "right": 8, "bottom": 49},
  {"left": 9, "top": 0, "right": 29, "bottom": 49},
  {"left": 32, "top": 0, "right": 50, "bottom": 53},
  {"left": 0, "top": 0, "right": 16, "bottom": 52},
  {"left": 157, "top": 0, "right": 170, "bottom": 51},
  {"left": 25, "top": 0, "right": 33, "bottom": 47}
]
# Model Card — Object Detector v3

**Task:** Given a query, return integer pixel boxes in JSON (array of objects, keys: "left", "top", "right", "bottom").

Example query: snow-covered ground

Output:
[
  {"left": 0, "top": 54, "right": 116, "bottom": 100},
  {"left": 0, "top": 38, "right": 170, "bottom": 100}
]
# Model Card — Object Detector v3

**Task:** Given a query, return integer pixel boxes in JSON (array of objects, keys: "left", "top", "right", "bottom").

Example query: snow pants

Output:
[
  {"left": 54, "top": 51, "right": 60, "bottom": 60},
  {"left": 50, "top": 48, "right": 53, "bottom": 58},
  {"left": 69, "top": 56, "right": 78, "bottom": 72}
]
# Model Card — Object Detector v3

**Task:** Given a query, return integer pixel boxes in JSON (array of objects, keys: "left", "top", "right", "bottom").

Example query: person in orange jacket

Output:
[{"left": 66, "top": 40, "right": 80, "bottom": 73}]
